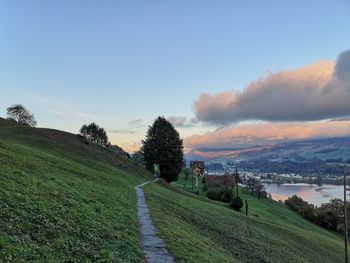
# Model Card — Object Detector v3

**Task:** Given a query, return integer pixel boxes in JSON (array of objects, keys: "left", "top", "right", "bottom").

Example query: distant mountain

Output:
[{"left": 186, "top": 136, "right": 350, "bottom": 175}]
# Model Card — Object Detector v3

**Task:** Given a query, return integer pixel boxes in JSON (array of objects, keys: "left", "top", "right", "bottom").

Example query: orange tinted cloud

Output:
[
  {"left": 185, "top": 120, "right": 350, "bottom": 149},
  {"left": 194, "top": 49, "right": 350, "bottom": 124}
]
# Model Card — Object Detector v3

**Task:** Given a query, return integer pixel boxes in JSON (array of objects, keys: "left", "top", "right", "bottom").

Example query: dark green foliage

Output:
[
  {"left": 285, "top": 195, "right": 317, "bottom": 222},
  {"left": 207, "top": 187, "right": 233, "bottom": 203},
  {"left": 79, "top": 122, "right": 110, "bottom": 148},
  {"left": 285, "top": 196, "right": 350, "bottom": 234},
  {"left": 316, "top": 199, "right": 343, "bottom": 230},
  {"left": 6, "top": 104, "right": 37, "bottom": 127},
  {"left": 231, "top": 196, "right": 243, "bottom": 210},
  {"left": 142, "top": 117, "right": 184, "bottom": 183},
  {"left": 246, "top": 178, "right": 267, "bottom": 199}
]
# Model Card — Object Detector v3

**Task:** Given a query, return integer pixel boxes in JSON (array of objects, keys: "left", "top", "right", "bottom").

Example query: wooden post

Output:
[{"left": 235, "top": 166, "right": 239, "bottom": 198}]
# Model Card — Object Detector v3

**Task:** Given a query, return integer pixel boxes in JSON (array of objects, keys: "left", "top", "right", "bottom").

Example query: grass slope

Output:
[
  {"left": 0, "top": 118, "right": 150, "bottom": 262},
  {"left": 144, "top": 174, "right": 344, "bottom": 263}
]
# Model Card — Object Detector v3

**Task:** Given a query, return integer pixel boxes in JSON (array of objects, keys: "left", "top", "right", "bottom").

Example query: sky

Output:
[{"left": 0, "top": 1, "right": 350, "bottom": 152}]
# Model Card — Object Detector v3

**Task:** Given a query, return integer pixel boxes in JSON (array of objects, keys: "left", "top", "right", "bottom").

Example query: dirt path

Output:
[{"left": 135, "top": 181, "right": 175, "bottom": 263}]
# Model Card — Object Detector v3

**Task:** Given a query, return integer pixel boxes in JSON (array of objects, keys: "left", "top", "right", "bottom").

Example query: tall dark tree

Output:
[
  {"left": 142, "top": 116, "right": 184, "bottom": 183},
  {"left": 79, "top": 122, "right": 110, "bottom": 148},
  {"left": 6, "top": 104, "right": 37, "bottom": 127}
]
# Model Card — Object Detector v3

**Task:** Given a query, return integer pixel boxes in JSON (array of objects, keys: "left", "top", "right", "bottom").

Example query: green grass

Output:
[
  {"left": 0, "top": 118, "right": 150, "bottom": 262},
  {"left": 0, "top": 117, "right": 345, "bottom": 262},
  {"left": 143, "top": 173, "right": 344, "bottom": 263}
]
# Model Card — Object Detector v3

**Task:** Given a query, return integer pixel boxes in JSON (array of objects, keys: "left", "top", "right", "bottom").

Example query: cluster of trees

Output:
[
  {"left": 204, "top": 170, "right": 244, "bottom": 211},
  {"left": 207, "top": 187, "right": 233, "bottom": 203},
  {"left": 6, "top": 104, "right": 37, "bottom": 127},
  {"left": 246, "top": 178, "right": 268, "bottom": 199},
  {"left": 285, "top": 195, "right": 350, "bottom": 234},
  {"left": 79, "top": 122, "right": 110, "bottom": 148},
  {"left": 5, "top": 104, "right": 184, "bottom": 181},
  {"left": 5, "top": 104, "right": 114, "bottom": 150}
]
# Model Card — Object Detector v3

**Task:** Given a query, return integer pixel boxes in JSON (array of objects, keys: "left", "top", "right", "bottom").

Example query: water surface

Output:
[{"left": 264, "top": 183, "right": 345, "bottom": 206}]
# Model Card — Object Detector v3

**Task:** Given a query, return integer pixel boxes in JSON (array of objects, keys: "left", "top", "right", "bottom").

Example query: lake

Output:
[{"left": 264, "top": 183, "right": 345, "bottom": 206}]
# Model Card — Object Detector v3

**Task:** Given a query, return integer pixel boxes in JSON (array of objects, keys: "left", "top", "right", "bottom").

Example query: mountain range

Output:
[{"left": 186, "top": 136, "right": 350, "bottom": 175}]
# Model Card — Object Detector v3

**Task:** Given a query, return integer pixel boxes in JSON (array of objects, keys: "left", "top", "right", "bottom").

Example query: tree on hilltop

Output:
[
  {"left": 79, "top": 122, "right": 110, "bottom": 148},
  {"left": 142, "top": 116, "right": 184, "bottom": 183},
  {"left": 6, "top": 104, "right": 37, "bottom": 127}
]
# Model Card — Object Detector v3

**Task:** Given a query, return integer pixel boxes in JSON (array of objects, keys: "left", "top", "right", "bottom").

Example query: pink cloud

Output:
[
  {"left": 185, "top": 120, "right": 350, "bottom": 149},
  {"left": 194, "top": 49, "right": 350, "bottom": 124}
]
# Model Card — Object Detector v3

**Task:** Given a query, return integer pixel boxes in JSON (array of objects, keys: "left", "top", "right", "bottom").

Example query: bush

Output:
[
  {"left": 231, "top": 197, "right": 243, "bottom": 211},
  {"left": 285, "top": 196, "right": 350, "bottom": 234},
  {"left": 207, "top": 187, "right": 233, "bottom": 203},
  {"left": 285, "top": 195, "right": 317, "bottom": 222}
]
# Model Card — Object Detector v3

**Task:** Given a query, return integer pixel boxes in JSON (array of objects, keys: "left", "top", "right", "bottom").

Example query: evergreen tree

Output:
[{"left": 142, "top": 116, "right": 184, "bottom": 183}]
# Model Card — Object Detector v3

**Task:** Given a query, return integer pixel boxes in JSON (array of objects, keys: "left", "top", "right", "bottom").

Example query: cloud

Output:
[
  {"left": 28, "top": 94, "right": 116, "bottom": 122},
  {"left": 128, "top": 119, "right": 145, "bottom": 128},
  {"left": 194, "top": 49, "right": 350, "bottom": 124},
  {"left": 109, "top": 129, "right": 137, "bottom": 134},
  {"left": 167, "top": 116, "right": 199, "bottom": 128},
  {"left": 185, "top": 120, "right": 350, "bottom": 149},
  {"left": 119, "top": 141, "right": 142, "bottom": 153}
]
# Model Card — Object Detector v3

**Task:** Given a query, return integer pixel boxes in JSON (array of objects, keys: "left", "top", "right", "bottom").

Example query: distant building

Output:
[{"left": 190, "top": 161, "right": 205, "bottom": 175}]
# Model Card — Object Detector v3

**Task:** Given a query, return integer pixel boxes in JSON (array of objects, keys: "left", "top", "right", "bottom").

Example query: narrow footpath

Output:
[{"left": 135, "top": 181, "right": 175, "bottom": 263}]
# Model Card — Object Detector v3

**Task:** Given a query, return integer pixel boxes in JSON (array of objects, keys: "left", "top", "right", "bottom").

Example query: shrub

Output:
[
  {"left": 231, "top": 197, "right": 243, "bottom": 211},
  {"left": 285, "top": 196, "right": 350, "bottom": 234},
  {"left": 207, "top": 187, "right": 233, "bottom": 203}
]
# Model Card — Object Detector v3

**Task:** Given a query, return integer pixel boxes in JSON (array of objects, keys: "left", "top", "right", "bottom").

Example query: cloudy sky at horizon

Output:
[{"left": 1, "top": 1, "right": 350, "bottom": 152}]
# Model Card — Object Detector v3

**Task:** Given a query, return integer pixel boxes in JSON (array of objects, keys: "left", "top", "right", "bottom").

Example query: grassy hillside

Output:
[
  {"left": 144, "top": 175, "right": 344, "bottom": 263},
  {"left": 0, "top": 118, "right": 150, "bottom": 262},
  {"left": 0, "top": 117, "right": 345, "bottom": 262}
]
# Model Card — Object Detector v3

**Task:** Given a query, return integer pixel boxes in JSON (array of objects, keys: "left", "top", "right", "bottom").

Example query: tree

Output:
[
  {"left": 6, "top": 104, "right": 37, "bottom": 127},
  {"left": 142, "top": 116, "right": 184, "bottom": 183},
  {"left": 247, "top": 178, "right": 256, "bottom": 196},
  {"left": 255, "top": 182, "right": 267, "bottom": 200},
  {"left": 79, "top": 122, "right": 110, "bottom": 148},
  {"left": 234, "top": 167, "right": 240, "bottom": 198},
  {"left": 246, "top": 178, "right": 267, "bottom": 199}
]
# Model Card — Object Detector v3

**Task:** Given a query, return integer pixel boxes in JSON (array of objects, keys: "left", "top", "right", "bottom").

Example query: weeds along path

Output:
[{"left": 135, "top": 181, "right": 175, "bottom": 263}]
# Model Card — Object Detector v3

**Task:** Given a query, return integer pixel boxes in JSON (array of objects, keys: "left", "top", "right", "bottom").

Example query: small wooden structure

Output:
[
  {"left": 190, "top": 161, "right": 205, "bottom": 176},
  {"left": 188, "top": 161, "right": 205, "bottom": 193}
]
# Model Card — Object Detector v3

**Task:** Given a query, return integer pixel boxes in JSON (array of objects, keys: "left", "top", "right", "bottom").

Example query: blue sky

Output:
[{"left": 0, "top": 1, "right": 349, "bottom": 151}]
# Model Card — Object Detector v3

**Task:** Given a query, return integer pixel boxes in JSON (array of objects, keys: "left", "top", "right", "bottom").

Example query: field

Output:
[
  {"left": 0, "top": 118, "right": 150, "bottom": 262},
  {"left": 0, "top": 117, "right": 345, "bottom": 262},
  {"left": 143, "top": 173, "right": 344, "bottom": 263}
]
